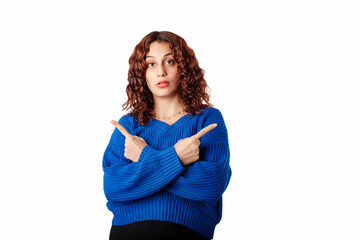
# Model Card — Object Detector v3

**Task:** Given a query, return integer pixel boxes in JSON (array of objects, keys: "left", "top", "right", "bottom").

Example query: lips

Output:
[{"left": 157, "top": 80, "right": 169, "bottom": 85}]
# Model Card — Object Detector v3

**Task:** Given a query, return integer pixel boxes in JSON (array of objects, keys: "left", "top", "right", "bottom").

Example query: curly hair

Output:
[{"left": 121, "top": 31, "right": 213, "bottom": 125}]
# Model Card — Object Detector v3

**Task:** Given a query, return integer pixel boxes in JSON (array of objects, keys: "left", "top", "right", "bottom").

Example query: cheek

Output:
[
  {"left": 144, "top": 72, "right": 151, "bottom": 84},
  {"left": 145, "top": 69, "right": 154, "bottom": 80},
  {"left": 172, "top": 71, "right": 180, "bottom": 82},
  {"left": 145, "top": 73, "right": 155, "bottom": 89},
  {"left": 168, "top": 68, "right": 178, "bottom": 77},
  {"left": 145, "top": 77, "right": 151, "bottom": 89}
]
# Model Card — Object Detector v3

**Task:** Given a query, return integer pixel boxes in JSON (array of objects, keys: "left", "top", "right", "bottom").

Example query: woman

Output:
[{"left": 103, "top": 31, "right": 232, "bottom": 240}]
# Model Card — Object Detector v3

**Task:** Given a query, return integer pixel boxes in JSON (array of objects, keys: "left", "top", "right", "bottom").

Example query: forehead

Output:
[{"left": 146, "top": 41, "right": 172, "bottom": 57}]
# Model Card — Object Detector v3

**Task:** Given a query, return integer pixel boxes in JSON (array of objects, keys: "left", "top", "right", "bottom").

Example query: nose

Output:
[{"left": 157, "top": 66, "right": 166, "bottom": 77}]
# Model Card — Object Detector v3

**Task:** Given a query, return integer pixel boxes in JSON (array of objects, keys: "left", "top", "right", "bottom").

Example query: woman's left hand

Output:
[{"left": 111, "top": 120, "right": 148, "bottom": 162}]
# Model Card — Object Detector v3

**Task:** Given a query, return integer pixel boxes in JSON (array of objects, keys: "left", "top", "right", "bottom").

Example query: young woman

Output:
[{"left": 103, "top": 31, "right": 232, "bottom": 240}]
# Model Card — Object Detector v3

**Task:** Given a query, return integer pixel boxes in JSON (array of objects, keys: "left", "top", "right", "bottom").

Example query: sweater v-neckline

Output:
[{"left": 148, "top": 113, "right": 193, "bottom": 131}]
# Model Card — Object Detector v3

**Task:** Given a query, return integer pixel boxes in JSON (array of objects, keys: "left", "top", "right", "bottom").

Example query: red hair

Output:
[{"left": 122, "top": 31, "right": 213, "bottom": 125}]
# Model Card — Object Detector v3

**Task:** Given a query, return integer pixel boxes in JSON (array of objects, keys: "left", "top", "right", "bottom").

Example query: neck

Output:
[{"left": 153, "top": 94, "right": 184, "bottom": 118}]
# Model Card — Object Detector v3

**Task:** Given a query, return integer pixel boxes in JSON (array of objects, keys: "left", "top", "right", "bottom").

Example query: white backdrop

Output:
[{"left": 1, "top": 0, "right": 359, "bottom": 239}]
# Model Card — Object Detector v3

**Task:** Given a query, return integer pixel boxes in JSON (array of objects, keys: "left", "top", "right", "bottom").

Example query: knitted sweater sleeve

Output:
[
  {"left": 102, "top": 115, "right": 185, "bottom": 202},
  {"left": 165, "top": 108, "right": 232, "bottom": 201}
]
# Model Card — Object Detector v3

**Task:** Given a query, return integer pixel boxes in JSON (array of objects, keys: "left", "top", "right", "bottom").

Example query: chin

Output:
[{"left": 154, "top": 91, "right": 178, "bottom": 98}]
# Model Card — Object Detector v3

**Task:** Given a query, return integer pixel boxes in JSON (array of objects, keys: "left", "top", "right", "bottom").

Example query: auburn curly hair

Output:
[{"left": 121, "top": 31, "right": 213, "bottom": 125}]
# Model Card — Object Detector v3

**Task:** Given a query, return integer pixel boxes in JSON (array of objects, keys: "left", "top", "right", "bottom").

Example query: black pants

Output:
[{"left": 109, "top": 221, "right": 211, "bottom": 240}]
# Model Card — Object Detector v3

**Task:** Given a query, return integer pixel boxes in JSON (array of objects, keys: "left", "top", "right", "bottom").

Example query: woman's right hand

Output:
[
  {"left": 110, "top": 120, "right": 148, "bottom": 163},
  {"left": 174, "top": 124, "right": 217, "bottom": 166}
]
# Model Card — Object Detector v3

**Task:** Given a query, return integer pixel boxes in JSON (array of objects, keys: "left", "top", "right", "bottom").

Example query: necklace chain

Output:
[{"left": 154, "top": 109, "right": 185, "bottom": 121}]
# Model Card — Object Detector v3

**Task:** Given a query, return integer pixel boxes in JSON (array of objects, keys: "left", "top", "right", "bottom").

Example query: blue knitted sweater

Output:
[{"left": 102, "top": 107, "right": 232, "bottom": 239}]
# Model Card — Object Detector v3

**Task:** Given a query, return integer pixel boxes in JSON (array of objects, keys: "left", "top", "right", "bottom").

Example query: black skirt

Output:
[{"left": 109, "top": 220, "right": 211, "bottom": 240}]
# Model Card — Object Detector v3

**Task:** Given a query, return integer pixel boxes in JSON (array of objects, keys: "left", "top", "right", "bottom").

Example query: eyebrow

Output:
[{"left": 145, "top": 52, "right": 173, "bottom": 59}]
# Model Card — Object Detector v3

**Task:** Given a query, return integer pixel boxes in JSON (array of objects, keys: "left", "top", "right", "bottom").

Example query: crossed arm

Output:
[{"left": 103, "top": 112, "right": 232, "bottom": 202}]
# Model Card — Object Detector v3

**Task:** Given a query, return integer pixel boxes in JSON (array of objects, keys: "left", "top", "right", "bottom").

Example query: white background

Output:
[{"left": 1, "top": 0, "right": 359, "bottom": 239}]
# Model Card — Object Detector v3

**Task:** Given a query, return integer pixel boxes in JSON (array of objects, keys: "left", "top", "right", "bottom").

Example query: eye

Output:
[
  {"left": 147, "top": 62, "right": 155, "bottom": 67},
  {"left": 165, "top": 59, "right": 175, "bottom": 65}
]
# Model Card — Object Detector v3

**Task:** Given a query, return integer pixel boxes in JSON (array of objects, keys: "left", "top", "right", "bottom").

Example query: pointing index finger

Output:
[
  {"left": 110, "top": 120, "right": 132, "bottom": 138},
  {"left": 192, "top": 123, "right": 217, "bottom": 139}
]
